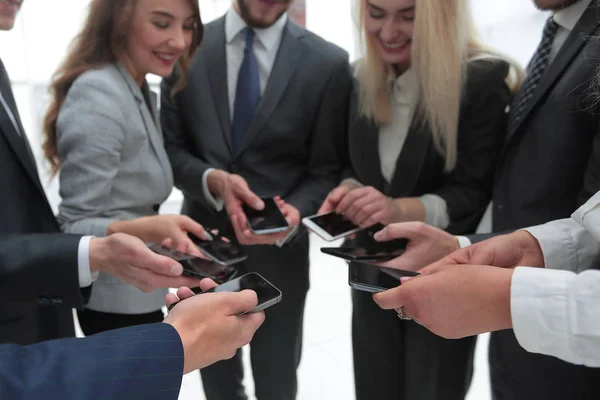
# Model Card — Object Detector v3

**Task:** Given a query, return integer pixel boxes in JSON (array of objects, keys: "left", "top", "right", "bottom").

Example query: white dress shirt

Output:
[
  {"left": 456, "top": 0, "right": 591, "bottom": 248},
  {"left": 201, "top": 7, "right": 288, "bottom": 211},
  {"left": 0, "top": 89, "right": 95, "bottom": 287},
  {"left": 345, "top": 69, "right": 450, "bottom": 229},
  {"left": 510, "top": 190, "right": 600, "bottom": 367}
]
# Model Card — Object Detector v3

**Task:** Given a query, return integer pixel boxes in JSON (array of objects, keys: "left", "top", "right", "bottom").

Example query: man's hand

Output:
[
  {"left": 107, "top": 215, "right": 211, "bottom": 257},
  {"left": 421, "top": 230, "right": 545, "bottom": 274},
  {"left": 373, "top": 265, "right": 514, "bottom": 339},
  {"left": 89, "top": 233, "right": 201, "bottom": 292},
  {"left": 317, "top": 181, "right": 360, "bottom": 215},
  {"left": 231, "top": 196, "right": 300, "bottom": 246},
  {"left": 163, "top": 288, "right": 265, "bottom": 373},
  {"left": 207, "top": 170, "right": 264, "bottom": 219},
  {"left": 374, "top": 222, "right": 460, "bottom": 272}
]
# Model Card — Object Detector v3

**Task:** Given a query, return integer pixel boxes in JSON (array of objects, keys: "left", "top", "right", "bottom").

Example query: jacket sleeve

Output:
[
  {"left": 0, "top": 233, "right": 84, "bottom": 307},
  {"left": 434, "top": 59, "right": 512, "bottom": 235},
  {"left": 0, "top": 323, "right": 184, "bottom": 400}
]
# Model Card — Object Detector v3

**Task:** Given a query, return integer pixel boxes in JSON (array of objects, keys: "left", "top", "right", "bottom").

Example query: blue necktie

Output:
[{"left": 232, "top": 28, "right": 261, "bottom": 151}]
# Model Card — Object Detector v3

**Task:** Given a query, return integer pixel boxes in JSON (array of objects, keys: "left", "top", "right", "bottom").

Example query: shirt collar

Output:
[
  {"left": 553, "top": 0, "right": 591, "bottom": 32},
  {"left": 387, "top": 68, "right": 416, "bottom": 105},
  {"left": 225, "top": 6, "right": 288, "bottom": 51}
]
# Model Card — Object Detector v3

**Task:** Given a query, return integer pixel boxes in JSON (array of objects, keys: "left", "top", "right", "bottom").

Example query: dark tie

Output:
[
  {"left": 232, "top": 28, "right": 261, "bottom": 152},
  {"left": 507, "top": 17, "right": 559, "bottom": 135}
]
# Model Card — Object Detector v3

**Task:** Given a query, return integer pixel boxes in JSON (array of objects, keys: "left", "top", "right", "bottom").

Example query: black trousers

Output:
[
  {"left": 200, "top": 241, "right": 309, "bottom": 400},
  {"left": 77, "top": 308, "right": 165, "bottom": 336},
  {"left": 489, "top": 329, "right": 600, "bottom": 400},
  {"left": 352, "top": 289, "right": 476, "bottom": 400}
]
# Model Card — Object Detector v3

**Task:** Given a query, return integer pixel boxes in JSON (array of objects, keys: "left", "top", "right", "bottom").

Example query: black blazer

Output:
[
  {"left": 0, "top": 59, "right": 83, "bottom": 344},
  {"left": 345, "top": 58, "right": 511, "bottom": 242},
  {"left": 482, "top": 5, "right": 600, "bottom": 239}
]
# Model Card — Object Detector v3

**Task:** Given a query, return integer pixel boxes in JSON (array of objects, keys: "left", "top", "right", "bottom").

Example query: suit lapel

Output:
[
  {"left": 0, "top": 60, "right": 44, "bottom": 193},
  {"left": 115, "top": 64, "right": 172, "bottom": 182},
  {"left": 235, "top": 20, "right": 305, "bottom": 156},
  {"left": 204, "top": 18, "right": 234, "bottom": 155},
  {"left": 507, "top": 5, "right": 600, "bottom": 141},
  {"left": 388, "top": 117, "right": 431, "bottom": 196}
]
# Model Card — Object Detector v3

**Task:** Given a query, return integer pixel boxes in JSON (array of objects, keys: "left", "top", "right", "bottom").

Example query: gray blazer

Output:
[{"left": 56, "top": 63, "right": 174, "bottom": 314}]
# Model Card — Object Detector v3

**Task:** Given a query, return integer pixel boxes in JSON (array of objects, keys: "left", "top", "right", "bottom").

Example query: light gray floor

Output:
[{"left": 174, "top": 235, "right": 492, "bottom": 400}]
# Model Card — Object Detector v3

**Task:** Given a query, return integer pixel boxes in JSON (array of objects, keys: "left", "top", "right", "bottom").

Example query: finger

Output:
[
  {"left": 360, "top": 211, "right": 386, "bottom": 229},
  {"left": 374, "top": 222, "right": 422, "bottom": 243},
  {"left": 237, "top": 186, "right": 264, "bottom": 211},
  {"left": 180, "top": 239, "right": 204, "bottom": 257},
  {"left": 353, "top": 203, "right": 380, "bottom": 227},
  {"left": 329, "top": 186, "right": 350, "bottom": 204},
  {"left": 199, "top": 278, "right": 218, "bottom": 291},
  {"left": 165, "top": 293, "right": 180, "bottom": 307},
  {"left": 238, "top": 311, "right": 266, "bottom": 334},
  {"left": 179, "top": 216, "right": 212, "bottom": 241},
  {"left": 337, "top": 188, "right": 368, "bottom": 215},
  {"left": 176, "top": 286, "right": 196, "bottom": 300},
  {"left": 221, "top": 290, "right": 259, "bottom": 315},
  {"left": 282, "top": 205, "right": 300, "bottom": 227},
  {"left": 344, "top": 193, "right": 378, "bottom": 222},
  {"left": 372, "top": 285, "right": 407, "bottom": 310},
  {"left": 161, "top": 238, "right": 174, "bottom": 248},
  {"left": 137, "top": 246, "right": 185, "bottom": 277}
]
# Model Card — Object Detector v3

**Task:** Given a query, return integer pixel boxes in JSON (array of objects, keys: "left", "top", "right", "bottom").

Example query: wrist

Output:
[
  {"left": 493, "top": 268, "right": 515, "bottom": 331},
  {"left": 207, "top": 170, "right": 229, "bottom": 197}
]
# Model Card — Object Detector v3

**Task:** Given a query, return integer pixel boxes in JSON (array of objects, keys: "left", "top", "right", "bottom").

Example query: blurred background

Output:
[{"left": 0, "top": 1, "right": 548, "bottom": 399}]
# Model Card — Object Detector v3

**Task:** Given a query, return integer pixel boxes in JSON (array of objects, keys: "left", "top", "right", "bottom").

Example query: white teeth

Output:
[
  {"left": 155, "top": 53, "right": 175, "bottom": 61},
  {"left": 382, "top": 42, "right": 406, "bottom": 49}
]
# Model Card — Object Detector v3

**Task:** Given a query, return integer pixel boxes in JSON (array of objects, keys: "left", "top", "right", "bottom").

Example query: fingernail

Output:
[
  {"left": 255, "top": 202, "right": 263, "bottom": 209},
  {"left": 400, "top": 277, "right": 412, "bottom": 284},
  {"left": 204, "top": 232, "right": 214, "bottom": 241},
  {"left": 170, "top": 264, "right": 183, "bottom": 276},
  {"left": 374, "top": 231, "right": 385, "bottom": 240}
]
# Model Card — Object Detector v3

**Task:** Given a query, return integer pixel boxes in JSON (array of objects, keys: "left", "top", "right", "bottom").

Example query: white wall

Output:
[{"left": 0, "top": 0, "right": 548, "bottom": 212}]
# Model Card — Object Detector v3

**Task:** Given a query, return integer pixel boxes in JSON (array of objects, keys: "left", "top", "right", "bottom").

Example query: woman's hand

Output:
[
  {"left": 317, "top": 181, "right": 361, "bottom": 215},
  {"left": 336, "top": 186, "right": 404, "bottom": 228}
]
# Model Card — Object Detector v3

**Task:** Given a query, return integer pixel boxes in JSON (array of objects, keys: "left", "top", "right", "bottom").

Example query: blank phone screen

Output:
[
  {"left": 209, "top": 273, "right": 281, "bottom": 305},
  {"left": 308, "top": 212, "right": 359, "bottom": 237},
  {"left": 244, "top": 199, "right": 288, "bottom": 231},
  {"left": 349, "top": 262, "right": 419, "bottom": 290}
]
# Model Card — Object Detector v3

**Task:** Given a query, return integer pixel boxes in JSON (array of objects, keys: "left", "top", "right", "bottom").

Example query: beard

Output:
[
  {"left": 237, "top": 0, "right": 290, "bottom": 29},
  {"left": 532, "top": 0, "right": 580, "bottom": 11}
]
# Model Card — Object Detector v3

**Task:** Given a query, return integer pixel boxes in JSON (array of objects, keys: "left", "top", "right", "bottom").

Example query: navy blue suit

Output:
[{"left": 0, "top": 323, "right": 184, "bottom": 399}]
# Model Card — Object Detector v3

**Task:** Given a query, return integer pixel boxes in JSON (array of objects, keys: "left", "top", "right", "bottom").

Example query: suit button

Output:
[
  {"left": 38, "top": 297, "right": 50, "bottom": 305},
  {"left": 51, "top": 297, "right": 64, "bottom": 305},
  {"left": 230, "top": 164, "right": 238, "bottom": 174}
]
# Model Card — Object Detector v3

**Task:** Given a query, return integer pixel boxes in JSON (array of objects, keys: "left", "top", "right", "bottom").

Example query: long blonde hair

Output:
[{"left": 355, "top": 0, "right": 523, "bottom": 171}]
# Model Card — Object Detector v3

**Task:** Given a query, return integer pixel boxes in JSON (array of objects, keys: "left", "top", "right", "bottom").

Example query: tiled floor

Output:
[{"left": 173, "top": 235, "right": 493, "bottom": 400}]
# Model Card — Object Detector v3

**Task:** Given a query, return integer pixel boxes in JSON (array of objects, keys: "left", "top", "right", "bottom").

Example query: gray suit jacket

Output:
[
  {"left": 161, "top": 17, "right": 352, "bottom": 293},
  {"left": 56, "top": 63, "right": 173, "bottom": 314}
]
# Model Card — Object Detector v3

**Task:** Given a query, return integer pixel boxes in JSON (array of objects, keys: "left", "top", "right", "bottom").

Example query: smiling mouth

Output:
[{"left": 381, "top": 40, "right": 410, "bottom": 50}]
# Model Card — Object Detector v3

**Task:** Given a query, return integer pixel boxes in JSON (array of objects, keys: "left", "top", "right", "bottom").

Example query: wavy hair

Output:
[{"left": 42, "top": 0, "right": 202, "bottom": 177}]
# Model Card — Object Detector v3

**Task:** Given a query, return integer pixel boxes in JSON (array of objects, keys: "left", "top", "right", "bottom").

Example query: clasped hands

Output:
[
  {"left": 207, "top": 170, "right": 300, "bottom": 246},
  {"left": 366, "top": 223, "right": 545, "bottom": 340}
]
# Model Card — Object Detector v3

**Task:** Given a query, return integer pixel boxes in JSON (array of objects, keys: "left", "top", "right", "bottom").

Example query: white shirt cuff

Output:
[
  {"left": 419, "top": 194, "right": 450, "bottom": 229},
  {"left": 202, "top": 168, "right": 225, "bottom": 212},
  {"left": 456, "top": 235, "right": 472, "bottom": 248},
  {"left": 78, "top": 236, "right": 98, "bottom": 288}
]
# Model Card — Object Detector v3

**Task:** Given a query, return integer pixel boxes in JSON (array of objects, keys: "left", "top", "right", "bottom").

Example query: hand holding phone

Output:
[
  {"left": 190, "top": 234, "right": 248, "bottom": 266},
  {"left": 168, "top": 272, "right": 282, "bottom": 313},
  {"left": 243, "top": 198, "right": 289, "bottom": 235}
]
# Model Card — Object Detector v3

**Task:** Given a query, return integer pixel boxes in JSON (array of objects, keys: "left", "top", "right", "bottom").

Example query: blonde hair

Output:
[{"left": 355, "top": 0, "right": 523, "bottom": 171}]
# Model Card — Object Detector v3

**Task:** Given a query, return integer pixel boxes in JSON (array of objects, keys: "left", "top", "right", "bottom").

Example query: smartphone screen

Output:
[
  {"left": 306, "top": 212, "right": 360, "bottom": 238},
  {"left": 171, "top": 272, "right": 282, "bottom": 314},
  {"left": 197, "top": 237, "right": 247, "bottom": 265},
  {"left": 349, "top": 261, "right": 419, "bottom": 293},
  {"left": 321, "top": 245, "right": 406, "bottom": 261},
  {"left": 243, "top": 199, "right": 289, "bottom": 233},
  {"left": 147, "top": 243, "right": 196, "bottom": 261},
  {"left": 182, "top": 258, "right": 238, "bottom": 283}
]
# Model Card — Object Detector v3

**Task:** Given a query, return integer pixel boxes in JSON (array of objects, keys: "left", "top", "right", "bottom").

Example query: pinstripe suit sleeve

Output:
[{"left": 0, "top": 323, "right": 184, "bottom": 400}]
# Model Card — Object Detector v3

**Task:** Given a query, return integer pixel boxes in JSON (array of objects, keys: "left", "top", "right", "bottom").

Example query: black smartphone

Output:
[
  {"left": 302, "top": 212, "right": 361, "bottom": 241},
  {"left": 195, "top": 236, "right": 248, "bottom": 266},
  {"left": 168, "top": 272, "right": 282, "bottom": 314},
  {"left": 348, "top": 261, "right": 419, "bottom": 293},
  {"left": 321, "top": 238, "right": 408, "bottom": 261},
  {"left": 147, "top": 244, "right": 238, "bottom": 283},
  {"left": 243, "top": 198, "right": 289, "bottom": 235}
]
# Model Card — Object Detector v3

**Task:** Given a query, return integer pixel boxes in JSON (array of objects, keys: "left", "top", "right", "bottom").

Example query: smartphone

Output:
[
  {"left": 348, "top": 261, "right": 419, "bottom": 293},
  {"left": 196, "top": 236, "right": 248, "bottom": 266},
  {"left": 321, "top": 244, "right": 407, "bottom": 262},
  {"left": 302, "top": 212, "right": 361, "bottom": 241},
  {"left": 147, "top": 244, "right": 238, "bottom": 283},
  {"left": 168, "top": 272, "right": 282, "bottom": 314},
  {"left": 243, "top": 198, "right": 289, "bottom": 235}
]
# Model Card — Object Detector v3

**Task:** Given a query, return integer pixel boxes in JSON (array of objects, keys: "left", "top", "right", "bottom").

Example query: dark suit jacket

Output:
[
  {"left": 345, "top": 59, "right": 511, "bottom": 245},
  {"left": 0, "top": 323, "right": 184, "bottom": 400},
  {"left": 0, "top": 59, "right": 81, "bottom": 344},
  {"left": 473, "top": 5, "right": 600, "bottom": 243},
  {"left": 161, "top": 17, "right": 352, "bottom": 292}
]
